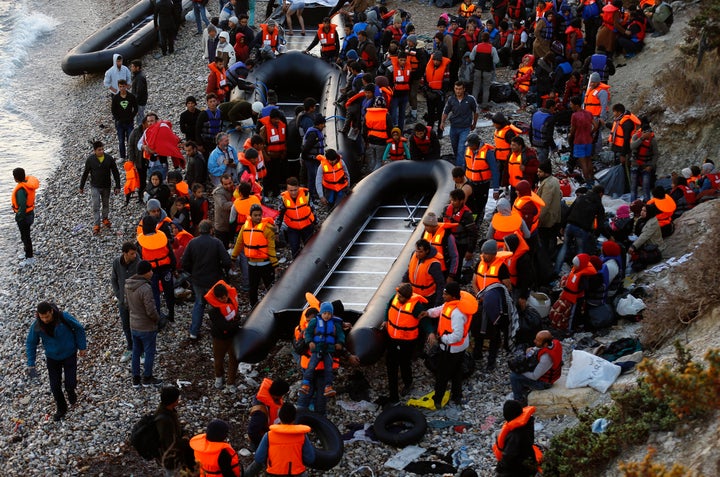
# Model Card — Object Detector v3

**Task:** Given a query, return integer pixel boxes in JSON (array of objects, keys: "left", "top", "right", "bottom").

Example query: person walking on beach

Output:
[
  {"left": 130, "top": 60, "right": 148, "bottom": 126},
  {"left": 104, "top": 54, "right": 132, "bottom": 95},
  {"left": 80, "top": 141, "right": 121, "bottom": 235},
  {"left": 26, "top": 302, "right": 87, "bottom": 421},
  {"left": 125, "top": 260, "right": 163, "bottom": 388},
  {"left": 111, "top": 79, "right": 138, "bottom": 160},
  {"left": 12, "top": 168, "right": 39, "bottom": 267},
  {"left": 111, "top": 242, "right": 140, "bottom": 363}
]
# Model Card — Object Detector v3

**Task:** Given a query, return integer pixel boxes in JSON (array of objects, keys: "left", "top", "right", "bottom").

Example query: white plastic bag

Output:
[
  {"left": 566, "top": 350, "right": 621, "bottom": 393},
  {"left": 616, "top": 295, "right": 646, "bottom": 316}
]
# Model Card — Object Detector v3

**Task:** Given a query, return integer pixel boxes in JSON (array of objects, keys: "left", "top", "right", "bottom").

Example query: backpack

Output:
[
  {"left": 130, "top": 413, "right": 160, "bottom": 460},
  {"left": 599, "top": 337, "right": 642, "bottom": 362}
]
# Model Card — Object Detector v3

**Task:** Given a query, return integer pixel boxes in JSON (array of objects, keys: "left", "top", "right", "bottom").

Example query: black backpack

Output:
[{"left": 130, "top": 413, "right": 160, "bottom": 460}]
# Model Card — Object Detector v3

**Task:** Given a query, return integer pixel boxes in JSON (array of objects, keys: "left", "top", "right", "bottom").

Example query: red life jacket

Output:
[
  {"left": 537, "top": 339, "right": 563, "bottom": 383},
  {"left": 412, "top": 127, "right": 432, "bottom": 154},
  {"left": 632, "top": 130, "right": 654, "bottom": 166},
  {"left": 317, "top": 24, "right": 338, "bottom": 53},
  {"left": 391, "top": 57, "right": 412, "bottom": 92},
  {"left": 259, "top": 116, "right": 287, "bottom": 155},
  {"left": 386, "top": 137, "right": 408, "bottom": 161}
]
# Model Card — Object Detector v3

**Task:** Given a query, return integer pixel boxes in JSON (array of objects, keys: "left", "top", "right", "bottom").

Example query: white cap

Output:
[{"left": 252, "top": 101, "right": 264, "bottom": 114}]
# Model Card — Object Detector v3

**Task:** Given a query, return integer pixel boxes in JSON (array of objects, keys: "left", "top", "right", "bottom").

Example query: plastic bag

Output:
[
  {"left": 616, "top": 295, "right": 646, "bottom": 316},
  {"left": 566, "top": 350, "right": 621, "bottom": 393}
]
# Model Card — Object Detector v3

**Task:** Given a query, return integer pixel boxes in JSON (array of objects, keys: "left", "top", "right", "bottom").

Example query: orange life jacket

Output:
[
  {"left": 242, "top": 218, "right": 273, "bottom": 260},
  {"left": 406, "top": 47, "right": 420, "bottom": 72},
  {"left": 317, "top": 24, "right": 338, "bottom": 53},
  {"left": 233, "top": 195, "right": 261, "bottom": 225},
  {"left": 260, "top": 24, "right": 279, "bottom": 51},
  {"left": 437, "top": 291, "right": 477, "bottom": 347},
  {"left": 507, "top": 151, "right": 526, "bottom": 188},
  {"left": 492, "top": 406, "right": 543, "bottom": 468},
  {"left": 538, "top": 339, "right": 563, "bottom": 383},
  {"left": 391, "top": 57, "right": 412, "bottom": 92},
  {"left": 387, "top": 293, "right": 428, "bottom": 340},
  {"left": 505, "top": 233, "right": 530, "bottom": 286},
  {"left": 609, "top": 113, "right": 641, "bottom": 148},
  {"left": 365, "top": 108, "right": 389, "bottom": 140},
  {"left": 632, "top": 130, "right": 654, "bottom": 166},
  {"left": 459, "top": 1, "right": 476, "bottom": 17},
  {"left": 251, "top": 377, "right": 283, "bottom": 424},
  {"left": 318, "top": 156, "right": 347, "bottom": 192},
  {"left": 474, "top": 252, "right": 512, "bottom": 292},
  {"left": 601, "top": 3, "right": 619, "bottom": 30},
  {"left": 465, "top": 144, "right": 493, "bottom": 183},
  {"left": 123, "top": 162, "right": 139, "bottom": 196},
  {"left": 240, "top": 155, "right": 267, "bottom": 181},
  {"left": 386, "top": 137, "right": 408, "bottom": 161},
  {"left": 514, "top": 65, "right": 533, "bottom": 93},
  {"left": 494, "top": 124, "right": 523, "bottom": 162},
  {"left": 424, "top": 56, "right": 451, "bottom": 90},
  {"left": 423, "top": 225, "right": 455, "bottom": 272},
  {"left": 280, "top": 188, "right": 315, "bottom": 229},
  {"left": 204, "top": 280, "right": 239, "bottom": 321},
  {"left": 584, "top": 83, "right": 611, "bottom": 118},
  {"left": 137, "top": 232, "right": 171, "bottom": 268},
  {"left": 190, "top": 434, "right": 241, "bottom": 477},
  {"left": 11, "top": 176, "right": 39, "bottom": 213},
  {"left": 408, "top": 253, "right": 442, "bottom": 298},
  {"left": 648, "top": 195, "right": 676, "bottom": 227},
  {"left": 208, "top": 61, "right": 229, "bottom": 98},
  {"left": 259, "top": 116, "right": 287, "bottom": 155},
  {"left": 560, "top": 262, "right": 597, "bottom": 303},
  {"left": 266, "top": 424, "right": 312, "bottom": 475},
  {"left": 513, "top": 192, "right": 546, "bottom": 233},
  {"left": 491, "top": 211, "right": 524, "bottom": 248}
]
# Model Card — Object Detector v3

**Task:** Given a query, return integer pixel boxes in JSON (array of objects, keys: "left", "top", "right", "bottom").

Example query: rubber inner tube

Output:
[
  {"left": 373, "top": 405, "right": 428, "bottom": 447},
  {"left": 295, "top": 409, "right": 344, "bottom": 470}
]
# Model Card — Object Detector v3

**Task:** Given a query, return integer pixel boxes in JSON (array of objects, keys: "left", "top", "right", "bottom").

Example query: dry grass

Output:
[
  {"left": 654, "top": 51, "right": 720, "bottom": 110},
  {"left": 641, "top": 229, "right": 720, "bottom": 349}
]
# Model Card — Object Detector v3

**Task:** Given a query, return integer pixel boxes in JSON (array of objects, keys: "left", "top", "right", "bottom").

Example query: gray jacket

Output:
[
  {"left": 125, "top": 274, "right": 160, "bottom": 332},
  {"left": 111, "top": 255, "right": 139, "bottom": 302}
]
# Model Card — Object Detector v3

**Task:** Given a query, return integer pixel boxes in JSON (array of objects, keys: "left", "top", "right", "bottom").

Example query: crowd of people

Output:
[{"left": 16, "top": 0, "right": 719, "bottom": 474}]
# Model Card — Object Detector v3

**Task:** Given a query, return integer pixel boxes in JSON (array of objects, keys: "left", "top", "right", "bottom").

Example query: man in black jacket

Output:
[
  {"left": 182, "top": 219, "right": 232, "bottom": 340},
  {"left": 79, "top": 141, "right": 121, "bottom": 235},
  {"left": 554, "top": 185, "right": 606, "bottom": 275},
  {"left": 155, "top": 386, "right": 195, "bottom": 473},
  {"left": 495, "top": 399, "right": 538, "bottom": 476},
  {"left": 130, "top": 60, "right": 148, "bottom": 126}
]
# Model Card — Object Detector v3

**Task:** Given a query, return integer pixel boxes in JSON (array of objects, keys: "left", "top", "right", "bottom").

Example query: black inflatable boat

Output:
[{"left": 234, "top": 160, "right": 455, "bottom": 365}]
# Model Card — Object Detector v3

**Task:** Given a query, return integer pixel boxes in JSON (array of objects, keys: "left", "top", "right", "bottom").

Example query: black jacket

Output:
[
  {"left": 80, "top": 153, "right": 121, "bottom": 190},
  {"left": 566, "top": 190, "right": 605, "bottom": 233},
  {"left": 131, "top": 71, "right": 148, "bottom": 106},
  {"left": 112, "top": 92, "right": 139, "bottom": 124},
  {"left": 496, "top": 416, "right": 537, "bottom": 477},
  {"left": 182, "top": 233, "right": 232, "bottom": 288}
]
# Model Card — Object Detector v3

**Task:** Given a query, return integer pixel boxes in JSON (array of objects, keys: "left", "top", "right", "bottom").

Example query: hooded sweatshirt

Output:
[
  {"left": 125, "top": 274, "right": 160, "bottom": 332},
  {"left": 103, "top": 54, "right": 132, "bottom": 94},
  {"left": 216, "top": 31, "right": 237, "bottom": 66}
]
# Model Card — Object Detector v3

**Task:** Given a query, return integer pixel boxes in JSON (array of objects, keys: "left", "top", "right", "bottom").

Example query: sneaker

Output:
[
  {"left": 120, "top": 350, "right": 132, "bottom": 363},
  {"left": 67, "top": 389, "right": 77, "bottom": 406},
  {"left": 299, "top": 384, "right": 311, "bottom": 395},
  {"left": 142, "top": 376, "right": 162, "bottom": 387},
  {"left": 189, "top": 334, "right": 199, "bottom": 340},
  {"left": 323, "top": 385, "right": 336, "bottom": 397},
  {"left": 92, "top": 225, "right": 100, "bottom": 235},
  {"left": 132, "top": 376, "right": 141, "bottom": 389},
  {"left": 19, "top": 257, "right": 36, "bottom": 268},
  {"left": 102, "top": 218, "right": 111, "bottom": 228},
  {"left": 214, "top": 377, "right": 224, "bottom": 389},
  {"left": 53, "top": 409, "right": 67, "bottom": 422}
]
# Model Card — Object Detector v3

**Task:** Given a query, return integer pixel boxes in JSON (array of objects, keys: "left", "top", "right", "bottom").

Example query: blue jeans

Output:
[
  {"left": 115, "top": 120, "right": 134, "bottom": 159},
  {"left": 297, "top": 369, "right": 328, "bottom": 416},
  {"left": 132, "top": 330, "right": 157, "bottom": 377},
  {"left": 554, "top": 223, "right": 592, "bottom": 275},
  {"left": 630, "top": 166, "right": 653, "bottom": 202},
  {"left": 302, "top": 351, "right": 334, "bottom": 387},
  {"left": 283, "top": 224, "right": 314, "bottom": 258},
  {"left": 324, "top": 188, "right": 347, "bottom": 207},
  {"left": 449, "top": 126, "right": 470, "bottom": 166},
  {"left": 193, "top": 2, "right": 209, "bottom": 33},
  {"left": 191, "top": 284, "right": 212, "bottom": 337},
  {"left": 510, "top": 372, "right": 552, "bottom": 405},
  {"left": 390, "top": 93, "right": 409, "bottom": 131},
  {"left": 90, "top": 187, "right": 110, "bottom": 226}
]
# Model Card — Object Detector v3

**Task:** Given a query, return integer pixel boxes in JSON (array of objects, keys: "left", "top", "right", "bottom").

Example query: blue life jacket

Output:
[
  {"left": 590, "top": 54, "right": 608, "bottom": 81},
  {"left": 313, "top": 317, "right": 340, "bottom": 345},
  {"left": 531, "top": 110, "right": 553, "bottom": 146}
]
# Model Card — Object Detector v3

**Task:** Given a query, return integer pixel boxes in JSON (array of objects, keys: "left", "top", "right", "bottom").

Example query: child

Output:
[
  {"left": 383, "top": 127, "right": 410, "bottom": 164},
  {"left": 514, "top": 54, "right": 534, "bottom": 111},
  {"left": 123, "top": 159, "right": 140, "bottom": 205},
  {"left": 172, "top": 196, "right": 191, "bottom": 231},
  {"left": 188, "top": 183, "right": 209, "bottom": 234},
  {"left": 301, "top": 302, "right": 345, "bottom": 397}
]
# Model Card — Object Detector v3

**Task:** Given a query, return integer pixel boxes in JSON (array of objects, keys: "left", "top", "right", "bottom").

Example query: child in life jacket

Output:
[{"left": 300, "top": 302, "right": 345, "bottom": 397}]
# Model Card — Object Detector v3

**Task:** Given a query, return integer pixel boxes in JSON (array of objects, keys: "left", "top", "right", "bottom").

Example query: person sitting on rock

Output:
[{"left": 509, "top": 330, "right": 563, "bottom": 405}]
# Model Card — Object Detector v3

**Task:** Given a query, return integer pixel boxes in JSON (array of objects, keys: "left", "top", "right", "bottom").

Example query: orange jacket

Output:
[
  {"left": 123, "top": 162, "right": 139, "bottom": 196},
  {"left": 137, "top": 232, "right": 171, "bottom": 268},
  {"left": 317, "top": 24, "right": 338, "bottom": 53},
  {"left": 436, "top": 291, "right": 477, "bottom": 347},
  {"left": 494, "top": 124, "right": 523, "bottom": 162},
  {"left": 584, "top": 83, "right": 611, "bottom": 118},
  {"left": 538, "top": 339, "right": 563, "bottom": 383},
  {"left": 505, "top": 234, "right": 530, "bottom": 286},
  {"left": 408, "top": 253, "right": 442, "bottom": 298},
  {"left": 387, "top": 293, "right": 428, "bottom": 340},
  {"left": 493, "top": 406, "right": 543, "bottom": 469},
  {"left": 391, "top": 57, "right": 412, "bottom": 92},
  {"left": 559, "top": 257, "right": 597, "bottom": 303},
  {"left": 260, "top": 24, "right": 279, "bottom": 50},
  {"left": 280, "top": 188, "right": 315, "bottom": 229},
  {"left": 12, "top": 176, "right": 39, "bottom": 213},
  {"left": 465, "top": 144, "right": 493, "bottom": 183},
  {"left": 189, "top": 434, "right": 241, "bottom": 477},
  {"left": 474, "top": 252, "right": 512, "bottom": 292},
  {"left": 204, "top": 280, "right": 239, "bottom": 321},
  {"left": 648, "top": 195, "right": 676, "bottom": 227},
  {"left": 266, "top": 424, "right": 312, "bottom": 475},
  {"left": 513, "top": 192, "right": 546, "bottom": 233},
  {"left": 424, "top": 56, "right": 451, "bottom": 90},
  {"left": 318, "top": 156, "right": 348, "bottom": 192},
  {"left": 252, "top": 377, "right": 283, "bottom": 424},
  {"left": 259, "top": 116, "right": 287, "bottom": 155},
  {"left": 241, "top": 218, "right": 274, "bottom": 261},
  {"left": 365, "top": 108, "right": 390, "bottom": 141},
  {"left": 491, "top": 211, "right": 524, "bottom": 248},
  {"left": 609, "top": 113, "right": 641, "bottom": 148},
  {"left": 208, "top": 62, "right": 229, "bottom": 98}
]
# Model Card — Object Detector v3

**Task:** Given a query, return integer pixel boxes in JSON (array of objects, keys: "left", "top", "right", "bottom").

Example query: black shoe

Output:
[
  {"left": 132, "top": 375, "right": 141, "bottom": 389},
  {"left": 53, "top": 409, "right": 67, "bottom": 422},
  {"left": 142, "top": 376, "right": 163, "bottom": 387},
  {"left": 67, "top": 390, "right": 77, "bottom": 405}
]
